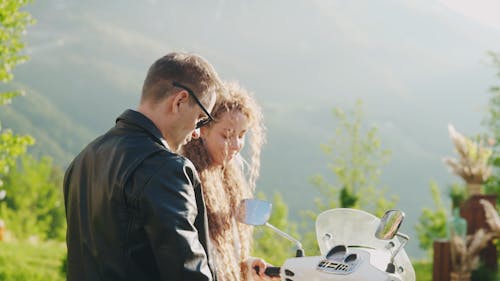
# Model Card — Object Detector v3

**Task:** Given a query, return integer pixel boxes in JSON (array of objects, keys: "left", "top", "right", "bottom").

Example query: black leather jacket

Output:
[{"left": 64, "top": 109, "right": 216, "bottom": 281}]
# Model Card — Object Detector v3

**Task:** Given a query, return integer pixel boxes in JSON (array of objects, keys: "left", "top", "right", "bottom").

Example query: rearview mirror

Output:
[
  {"left": 236, "top": 199, "right": 272, "bottom": 226},
  {"left": 375, "top": 209, "right": 405, "bottom": 240}
]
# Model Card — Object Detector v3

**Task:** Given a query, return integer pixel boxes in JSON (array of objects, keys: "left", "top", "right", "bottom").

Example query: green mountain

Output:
[
  {"left": 2, "top": 0, "right": 499, "bottom": 258},
  {"left": 0, "top": 84, "right": 92, "bottom": 164}
]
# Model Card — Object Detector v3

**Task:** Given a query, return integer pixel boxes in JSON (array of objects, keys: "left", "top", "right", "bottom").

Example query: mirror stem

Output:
[
  {"left": 390, "top": 232, "right": 409, "bottom": 263},
  {"left": 385, "top": 233, "right": 409, "bottom": 273},
  {"left": 265, "top": 222, "right": 304, "bottom": 256}
]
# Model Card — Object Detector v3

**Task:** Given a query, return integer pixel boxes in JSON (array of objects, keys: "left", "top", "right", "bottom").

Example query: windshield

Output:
[
  {"left": 315, "top": 208, "right": 415, "bottom": 281},
  {"left": 315, "top": 208, "right": 388, "bottom": 254}
]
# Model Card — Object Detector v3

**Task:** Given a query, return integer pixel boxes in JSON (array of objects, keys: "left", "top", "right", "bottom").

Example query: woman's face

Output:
[{"left": 201, "top": 110, "right": 249, "bottom": 166}]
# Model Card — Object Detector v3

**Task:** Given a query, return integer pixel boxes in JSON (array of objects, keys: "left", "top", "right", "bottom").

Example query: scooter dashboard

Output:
[{"left": 317, "top": 245, "right": 362, "bottom": 275}]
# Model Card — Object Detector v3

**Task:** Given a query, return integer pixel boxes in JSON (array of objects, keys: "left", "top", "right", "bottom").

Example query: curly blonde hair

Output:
[{"left": 181, "top": 81, "right": 265, "bottom": 281}]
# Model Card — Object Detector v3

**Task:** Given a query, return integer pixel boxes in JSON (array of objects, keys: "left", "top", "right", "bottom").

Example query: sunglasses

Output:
[{"left": 172, "top": 81, "right": 214, "bottom": 129}]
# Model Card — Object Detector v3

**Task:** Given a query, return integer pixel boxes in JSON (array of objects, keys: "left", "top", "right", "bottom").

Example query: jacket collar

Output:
[{"left": 116, "top": 109, "right": 171, "bottom": 151}]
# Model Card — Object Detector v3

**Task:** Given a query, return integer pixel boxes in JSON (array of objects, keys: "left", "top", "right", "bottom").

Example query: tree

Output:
[
  {"left": 415, "top": 181, "right": 448, "bottom": 252},
  {"left": 0, "top": 0, "right": 36, "bottom": 188},
  {"left": 300, "top": 100, "right": 399, "bottom": 256},
  {"left": 478, "top": 51, "right": 500, "bottom": 279},
  {"left": 484, "top": 52, "right": 500, "bottom": 140},
  {"left": 252, "top": 192, "right": 300, "bottom": 265},
  {"left": 483, "top": 51, "right": 500, "bottom": 205},
  {"left": 0, "top": 0, "right": 34, "bottom": 84},
  {"left": 310, "top": 100, "right": 397, "bottom": 217},
  {"left": 0, "top": 155, "right": 65, "bottom": 240}
]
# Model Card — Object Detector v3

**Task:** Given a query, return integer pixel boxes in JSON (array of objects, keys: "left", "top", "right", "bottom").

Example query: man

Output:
[{"left": 64, "top": 52, "right": 222, "bottom": 281}]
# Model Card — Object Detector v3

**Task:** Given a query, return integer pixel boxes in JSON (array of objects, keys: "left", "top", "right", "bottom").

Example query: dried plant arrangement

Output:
[
  {"left": 443, "top": 125, "right": 492, "bottom": 194},
  {"left": 480, "top": 199, "right": 500, "bottom": 236},
  {"left": 448, "top": 200, "right": 499, "bottom": 279},
  {"left": 450, "top": 228, "right": 495, "bottom": 275}
]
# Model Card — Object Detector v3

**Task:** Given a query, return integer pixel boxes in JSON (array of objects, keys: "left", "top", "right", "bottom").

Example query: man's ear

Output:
[
  {"left": 200, "top": 126, "right": 209, "bottom": 136},
  {"left": 169, "top": 90, "right": 190, "bottom": 114}
]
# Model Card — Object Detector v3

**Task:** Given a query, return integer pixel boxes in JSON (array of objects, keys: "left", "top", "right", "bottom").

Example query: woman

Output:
[{"left": 182, "top": 81, "right": 274, "bottom": 281}]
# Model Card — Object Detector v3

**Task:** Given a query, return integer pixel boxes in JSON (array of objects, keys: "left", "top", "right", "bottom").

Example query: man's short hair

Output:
[{"left": 141, "top": 52, "right": 222, "bottom": 104}]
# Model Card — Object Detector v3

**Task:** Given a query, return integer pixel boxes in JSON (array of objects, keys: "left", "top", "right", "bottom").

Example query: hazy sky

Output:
[{"left": 439, "top": 0, "right": 500, "bottom": 30}]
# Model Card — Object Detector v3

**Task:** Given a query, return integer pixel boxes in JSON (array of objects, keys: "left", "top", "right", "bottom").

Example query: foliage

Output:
[
  {"left": 303, "top": 100, "right": 399, "bottom": 257},
  {"left": 484, "top": 176, "right": 500, "bottom": 206},
  {"left": 0, "top": 155, "right": 65, "bottom": 240},
  {"left": 252, "top": 192, "right": 301, "bottom": 265},
  {"left": 483, "top": 51, "right": 500, "bottom": 206},
  {"left": 415, "top": 181, "right": 449, "bottom": 251},
  {"left": 310, "top": 100, "right": 397, "bottom": 217},
  {"left": 449, "top": 183, "right": 466, "bottom": 210},
  {"left": 0, "top": 0, "right": 35, "bottom": 187},
  {"left": 60, "top": 252, "right": 67, "bottom": 275},
  {"left": 0, "top": 91, "right": 22, "bottom": 105},
  {"left": 0, "top": 240, "right": 66, "bottom": 281},
  {"left": 0, "top": 123, "right": 34, "bottom": 178},
  {"left": 0, "top": 0, "right": 34, "bottom": 83},
  {"left": 471, "top": 262, "right": 500, "bottom": 281},
  {"left": 412, "top": 260, "right": 432, "bottom": 281},
  {"left": 484, "top": 52, "right": 500, "bottom": 141}
]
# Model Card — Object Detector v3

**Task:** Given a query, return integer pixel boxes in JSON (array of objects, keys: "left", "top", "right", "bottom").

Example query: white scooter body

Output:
[
  {"left": 282, "top": 254, "right": 402, "bottom": 281},
  {"left": 279, "top": 208, "right": 415, "bottom": 281},
  {"left": 237, "top": 200, "right": 415, "bottom": 281}
]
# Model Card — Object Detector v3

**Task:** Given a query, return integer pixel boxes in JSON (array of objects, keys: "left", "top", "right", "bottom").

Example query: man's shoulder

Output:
[
  {"left": 145, "top": 149, "right": 196, "bottom": 173},
  {"left": 134, "top": 151, "right": 201, "bottom": 200}
]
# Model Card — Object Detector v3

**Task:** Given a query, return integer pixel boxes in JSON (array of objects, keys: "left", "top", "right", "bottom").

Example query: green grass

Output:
[
  {"left": 0, "top": 240, "right": 66, "bottom": 281},
  {"left": 413, "top": 260, "right": 432, "bottom": 281}
]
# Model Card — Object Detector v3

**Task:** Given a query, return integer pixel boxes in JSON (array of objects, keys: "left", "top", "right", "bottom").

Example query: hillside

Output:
[{"left": 3, "top": 0, "right": 500, "bottom": 258}]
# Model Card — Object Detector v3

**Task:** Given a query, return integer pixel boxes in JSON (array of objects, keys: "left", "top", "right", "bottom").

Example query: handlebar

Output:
[
  {"left": 254, "top": 266, "right": 281, "bottom": 278},
  {"left": 264, "top": 266, "right": 281, "bottom": 277}
]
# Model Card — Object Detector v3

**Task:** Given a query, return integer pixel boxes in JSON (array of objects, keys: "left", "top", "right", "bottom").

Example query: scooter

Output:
[{"left": 237, "top": 199, "right": 416, "bottom": 281}]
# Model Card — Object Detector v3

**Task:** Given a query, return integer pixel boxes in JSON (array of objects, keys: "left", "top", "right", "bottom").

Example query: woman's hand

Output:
[{"left": 249, "top": 258, "right": 280, "bottom": 281}]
